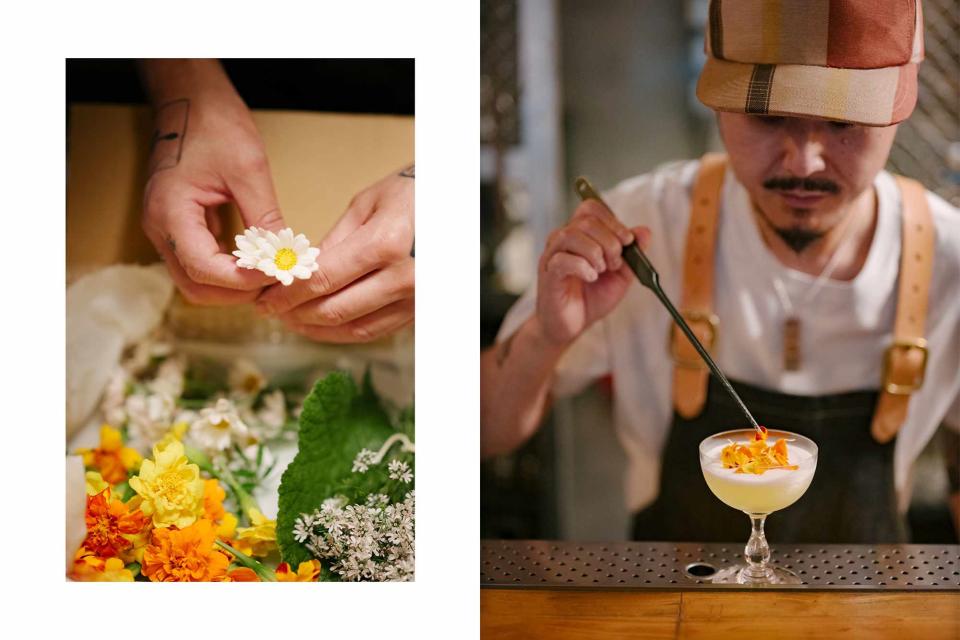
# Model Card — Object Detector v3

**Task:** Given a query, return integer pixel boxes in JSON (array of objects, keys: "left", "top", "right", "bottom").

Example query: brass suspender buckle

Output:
[
  {"left": 668, "top": 311, "right": 719, "bottom": 369},
  {"left": 881, "top": 338, "right": 929, "bottom": 395}
]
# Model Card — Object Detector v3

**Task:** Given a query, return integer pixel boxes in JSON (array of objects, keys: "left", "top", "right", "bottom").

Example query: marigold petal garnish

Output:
[
  {"left": 226, "top": 567, "right": 260, "bottom": 582},
  {"left": 70, "top": 548, "right": 135, "bottom": 582},
  {"left": 720, "top": 428, "right": 799, "bottom": 475},
  {"left": 129, "top": 440, "right": 205, "bottom": 529},
  {"left": 142, "top": 518, "right": 231, "bottom": 582},
  {"left": 276, "top": 560, "right": 321, "bottom": 582}
]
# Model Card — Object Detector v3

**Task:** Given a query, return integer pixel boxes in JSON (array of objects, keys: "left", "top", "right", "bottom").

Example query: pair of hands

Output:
[
  {"left": 536, "top": 200, "right": 651, "bottom": 347},
  {"left": 142, "top": 85, "right": 413, "bottom": 344}
]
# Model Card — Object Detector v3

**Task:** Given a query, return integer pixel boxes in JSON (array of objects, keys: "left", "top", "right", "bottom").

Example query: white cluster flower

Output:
[
  {"left": 147, "top": 355, "right": 186, "bottom": 398},
  {"left": 388, "top": 460, "right": 413, "bottom": 484},
  {"left": 293, "top": 490, "right": 415, "bottom": 582},
  {"left": 233, "top": 226, "right": 320, "bottom": 286},
  {"left": 188, "top": 397, "right": 255, "bottom": 456},
  {"left": 101, "top": 367, "right": 130, "bottom": 427},
  {"left": 352, "top": 448, "right": 377, "bottom": 473}
]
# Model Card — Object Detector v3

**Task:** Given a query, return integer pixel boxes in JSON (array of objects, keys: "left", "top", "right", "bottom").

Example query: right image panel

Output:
[{"left": 480, "top": 1, "right": 960, "bottom": 636}]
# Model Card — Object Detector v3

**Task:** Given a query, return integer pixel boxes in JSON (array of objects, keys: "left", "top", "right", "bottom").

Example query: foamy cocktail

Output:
[{"left": 699, "top": 428, "right": 818, "bottom": 584}]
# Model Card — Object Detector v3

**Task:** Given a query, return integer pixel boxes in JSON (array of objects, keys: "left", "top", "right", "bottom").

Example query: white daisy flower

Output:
[
  {"left": 255, "top": 228, "right": 320, "bottom": 286},
  {"left": 188, "top": 397, "right": 255, "bottom": 456},
  {"left": 232, "top": 226, "right": 268, "bottom": 269}
]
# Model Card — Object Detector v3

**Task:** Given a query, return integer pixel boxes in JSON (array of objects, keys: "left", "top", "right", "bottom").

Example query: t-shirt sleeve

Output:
[{"left": 495, "top": 287, "right": 611, "bottom": 398}]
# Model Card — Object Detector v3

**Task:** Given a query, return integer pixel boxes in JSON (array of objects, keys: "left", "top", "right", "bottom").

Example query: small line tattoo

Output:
[
  {"left": 496, "top": 332, "right": 517, "bottom": 367},
  {"left": 148, "top": 98, "right": 190, "bottom": 175},
  {"left": 166, "top": 235, "right": 177, "bottom": 254},
  {"left": 399, "top": 164, "right": 415, "bottom": 179}
]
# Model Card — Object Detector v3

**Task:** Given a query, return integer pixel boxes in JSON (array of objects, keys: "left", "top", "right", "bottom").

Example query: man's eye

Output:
[
  {"left": 754, "top": 116, "right": 785, "bottom": 126},
  {"left": 828, "top": 121, "right": 853, "bottom": 130}
]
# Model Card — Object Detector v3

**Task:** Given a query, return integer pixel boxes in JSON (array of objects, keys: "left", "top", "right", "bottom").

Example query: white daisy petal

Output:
[
  {"left": 278, "top": 271, "right": 294, "bottom": 286},
  {"left": 306, "top": 247, "right": 321, "bottom": 260},
  {"left": 279, "top": 228, "right": 295, "bottom": 244},
  {"left": 290, "top": 265, "right": 311, "bottom": 279},
  {"left": 293, "top": 235, "right": 309, "bottom": 253}
]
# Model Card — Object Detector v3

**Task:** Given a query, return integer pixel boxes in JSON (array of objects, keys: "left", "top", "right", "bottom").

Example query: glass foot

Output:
[{"left": 709, "top": 564, "right": 803, "bottom": 585}]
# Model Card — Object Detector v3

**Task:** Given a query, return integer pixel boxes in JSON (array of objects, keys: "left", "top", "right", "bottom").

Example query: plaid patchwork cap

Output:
[{"left": 697, "top": 0, "right": 924, "bottom": 126}]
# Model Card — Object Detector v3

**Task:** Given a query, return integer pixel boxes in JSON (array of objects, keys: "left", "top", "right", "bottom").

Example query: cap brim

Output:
[{"left": 697, "top": 57, "right": 917, "bottom": 126}]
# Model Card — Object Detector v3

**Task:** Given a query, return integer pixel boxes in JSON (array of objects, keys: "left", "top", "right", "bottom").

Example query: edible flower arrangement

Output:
[
  {"left": 68, "top": 330, "right": 414, "bottom": 582},
  {"left": 720, "top": 426, "right": 798, "bottom": 475}
]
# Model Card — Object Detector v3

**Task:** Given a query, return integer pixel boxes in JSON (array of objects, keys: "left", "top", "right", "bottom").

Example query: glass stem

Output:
[{"left": 742, "top": 514, "right": 773, "bottom": 582}]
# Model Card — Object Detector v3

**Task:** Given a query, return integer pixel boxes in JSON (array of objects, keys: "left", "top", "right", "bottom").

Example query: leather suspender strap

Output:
[
  {"left": 672, "top": 153, "right": 726, "bottom": 418},
  {"left": 870, "top": 176, "right": 935, "bottom": 444}
]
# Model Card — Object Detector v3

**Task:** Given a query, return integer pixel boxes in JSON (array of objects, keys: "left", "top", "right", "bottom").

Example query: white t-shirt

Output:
[{"left": 498, "top": 159, "right": 960, "bottom": 514}]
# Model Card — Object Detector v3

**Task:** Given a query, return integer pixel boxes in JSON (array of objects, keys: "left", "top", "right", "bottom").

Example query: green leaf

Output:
[{"left": 276, "top": 371, "right": 396, "bottom": 567}]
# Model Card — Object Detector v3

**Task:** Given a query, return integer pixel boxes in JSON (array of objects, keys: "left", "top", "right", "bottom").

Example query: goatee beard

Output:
[{"left": 773, "top": 226, "right": 824, "bottom": 253}]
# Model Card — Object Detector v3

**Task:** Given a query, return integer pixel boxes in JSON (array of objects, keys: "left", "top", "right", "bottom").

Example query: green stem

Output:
[
  {"left": 215, "top": 539, "right": 277, "bottom": 582},
  {"left": 184, "top": 444, "right": 261, "bottom": 521}
]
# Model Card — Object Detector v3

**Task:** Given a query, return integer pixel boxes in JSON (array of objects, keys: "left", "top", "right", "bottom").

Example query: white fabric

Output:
[{"left": 498, "top": 159, "right": 960, "bottom": 514}]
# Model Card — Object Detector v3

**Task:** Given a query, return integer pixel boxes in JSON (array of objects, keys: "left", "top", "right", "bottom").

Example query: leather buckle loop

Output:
[
  {"left": 668, "top": 311, "right": 719, "bottom": 369},
  {"left": 881, "top": 338, "right": 929, "bottom": 395}
]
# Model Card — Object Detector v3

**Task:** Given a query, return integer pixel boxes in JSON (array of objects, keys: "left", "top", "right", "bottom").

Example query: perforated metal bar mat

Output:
[{"left": 481, "top": 540, "right": 960, "bottom": 591}]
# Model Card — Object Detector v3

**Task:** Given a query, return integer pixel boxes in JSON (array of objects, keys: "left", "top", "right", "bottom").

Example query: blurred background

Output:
[{"left": 480, "top": 0, "right": 959, "bottom": 542}]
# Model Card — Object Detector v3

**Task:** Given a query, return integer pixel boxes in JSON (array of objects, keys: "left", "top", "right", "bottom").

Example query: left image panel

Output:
[{"left": 65, "top": 59, "right": 415, "bottom": 582}]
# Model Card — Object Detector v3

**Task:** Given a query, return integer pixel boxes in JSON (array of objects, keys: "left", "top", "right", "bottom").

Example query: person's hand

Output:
[
  {"left": 536, "top": 200, "right": 650, "bottom": 346},
  {"left": 140, "top": 61, "right": 285, "bottom": 305},
  {"left": 256, "top": 167, "right": 415, "bottom": 343}
]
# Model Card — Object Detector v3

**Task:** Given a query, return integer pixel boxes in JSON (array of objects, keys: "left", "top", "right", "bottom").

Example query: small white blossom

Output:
[
  {"left": 232, "top": 226, "right": 268, "bottom": 269},
  {"left": 148, "top": 355, "right": 186, "bottom": 398},
  {"left": 188, "top": 398, "right": 255, "bottom": 456},
  {"left": 228, "top": 358, "right": 267, "bottom": 397},
  {"left": 352, "top": 448, "right": 377, "bottom": 473},
  {"left": 101, "top": 367, "right": 129, "bottom": 426},
  {"left": 388, "top": 460, "right": 413, "bottom": 484},
  {"left": 125, "top": 391, "right": 177, "bottom": 449}
]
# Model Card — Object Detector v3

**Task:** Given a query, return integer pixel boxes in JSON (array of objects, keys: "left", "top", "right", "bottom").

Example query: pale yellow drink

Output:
[{"left": 701, "top": 442, "right": 815, "bottom": 514}]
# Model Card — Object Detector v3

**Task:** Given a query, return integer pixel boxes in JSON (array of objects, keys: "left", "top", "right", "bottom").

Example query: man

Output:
[{"left": 481, "top": 0, "right": 959, "bottom": 543}]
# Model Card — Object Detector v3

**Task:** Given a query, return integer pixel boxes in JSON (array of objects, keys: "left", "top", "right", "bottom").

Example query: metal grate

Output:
[
  {"left": 481, "top": 540, "right": 960, "bottom": 591},
  {"left": 887, "top": 0, "right": 960, "bottom": 206}
]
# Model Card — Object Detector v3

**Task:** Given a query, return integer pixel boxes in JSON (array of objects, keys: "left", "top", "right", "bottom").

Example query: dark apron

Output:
[{"left": 632, "top": 376, "right": 909, "bottom": 543}]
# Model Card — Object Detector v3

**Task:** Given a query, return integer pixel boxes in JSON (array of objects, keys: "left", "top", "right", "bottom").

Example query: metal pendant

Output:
[{"left": 784, "top": 316, "right": 801, "bottom": 371}]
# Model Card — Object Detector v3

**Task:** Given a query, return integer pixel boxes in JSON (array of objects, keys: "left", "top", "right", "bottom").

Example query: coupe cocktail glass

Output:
[{"left": 699, "top": 429, "right": 818, "bottom": 584}]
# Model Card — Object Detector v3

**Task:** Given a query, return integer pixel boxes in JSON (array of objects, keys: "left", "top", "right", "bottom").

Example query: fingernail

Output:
[
  {"left": 588, "top": 270, "right": 598, "bottom": 282},
  {"left": 621, "top": 230, "right": 634, "bottom": 244}
]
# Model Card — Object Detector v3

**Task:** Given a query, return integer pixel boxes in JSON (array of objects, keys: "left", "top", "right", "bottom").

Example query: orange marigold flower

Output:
[
  {"left": 83, "top": 488, "right": 150, "bottom": 559},
  {"left": 142, "top": 518, "right": 231, "bottom": 582},
  {"left": 76, "top": 425, "right": 142, "bottom": 485},
  {"left": 276, "top": 559, "right": 321, "bottom": 582},
  {"left": 202, "top": 479, "right": 237, "bottom": 539},
  {"left": 225, "top": 567, "right": 260, "bottom": 582}
]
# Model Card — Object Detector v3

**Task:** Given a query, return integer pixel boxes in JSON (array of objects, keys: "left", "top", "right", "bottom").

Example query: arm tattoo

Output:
[
  {"left": 399, "top": 163, "right": 415, "bottom": 179},
  {"left": 495, "top": 332, "right": 517, "bottom": 367},
  {"left": 148, "top": 98, "right": 190, "bottom": 175}
]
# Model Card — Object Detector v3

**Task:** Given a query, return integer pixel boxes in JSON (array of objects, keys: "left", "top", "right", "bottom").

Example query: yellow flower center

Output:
[
  {"left": 211, "top": 419, "right": 231, "bottom": 431},
  {"left": 157, "top": 470, "right": 186, "bottom": 502},
  {"left": 274, "top": 248, "right": 297, "bottom": 271}
]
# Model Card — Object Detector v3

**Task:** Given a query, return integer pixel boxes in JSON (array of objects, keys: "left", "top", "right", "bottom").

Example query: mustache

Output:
[{"left": 763, "top": 176, "right": 839, "bottom": 194}]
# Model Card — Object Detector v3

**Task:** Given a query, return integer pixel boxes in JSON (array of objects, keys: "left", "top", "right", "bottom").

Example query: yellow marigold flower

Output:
[
  {"left": 69, "top": 548, "right": 135, "bottom": 582},
  {"left": 234, "top": 508, "right": 277, "bottom": 558},
  {"left": 142, "top": 518, "right": 231, "bottom": 582},
  {"left": 276, "top": 559, "right": 321, "bottom": 582},
  {"left": 85, "top": 471, "right": 110, "bottom": 496},
  {"left": 76, "top": 424, "right": 142, "bottom": 485},
  {"left": 129, "top": 440, "right": 205, "bottom": 529}
]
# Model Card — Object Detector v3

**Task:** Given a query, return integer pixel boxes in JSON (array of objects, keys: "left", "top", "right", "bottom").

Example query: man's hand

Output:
[
  {"left": 256, "top": 167, "right": 415, "bottom": 343},
  {"left": 140, "top": 59, "right": 286, "bottom": 306},
  {"left": 536, "top": 199, "right": 650, "bottom": 347}
]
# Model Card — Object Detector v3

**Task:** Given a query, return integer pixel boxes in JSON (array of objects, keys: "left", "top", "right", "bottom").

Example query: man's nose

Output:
[{"left": 781, "top": 129, "right": 826, "bottom": 178}]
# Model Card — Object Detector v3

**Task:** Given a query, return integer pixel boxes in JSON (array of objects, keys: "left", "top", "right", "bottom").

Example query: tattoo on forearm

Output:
[
  {"left": 399, "top": 164, "right": 415, "bottom": 179},
  {"left": 148, "top": 98, "right": 190, "bottom": 176},
  {"left": 495, "top": 332, "right": 517, "bottom": 367}
]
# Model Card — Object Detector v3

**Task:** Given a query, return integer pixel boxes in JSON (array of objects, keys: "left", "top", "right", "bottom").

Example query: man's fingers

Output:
[
  {"left": 544, "top": 252, "right": 599, "bottom": 284},
  {"left": 257, "top": 222, "right": 398, "bottom": 314},
  {"left": 317, "top": 195, "right": 374, "bottom": 251},
  {"left": 149, "top": 230, "right": 262, "bottom": 305},
  {"left": 286, "top": 298, "right": 414, "bottom": 344},
  {"left": 572, "top": 215, "right": 625, "bottom": 271},
  {"left": 164, "top": 211, "right": 274, "bottom": 290},
  {"left": 546, "top": 228, "right": 607, "bottom": 274},
  {"left": 229, "top": 167, "right": 286, "bottom": 233},
  {"left": 280, "top": 258, "right": 413, "bottom": 327},
  {"left": 575, "top": 199, "right": 634, "bottom": 245}
]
